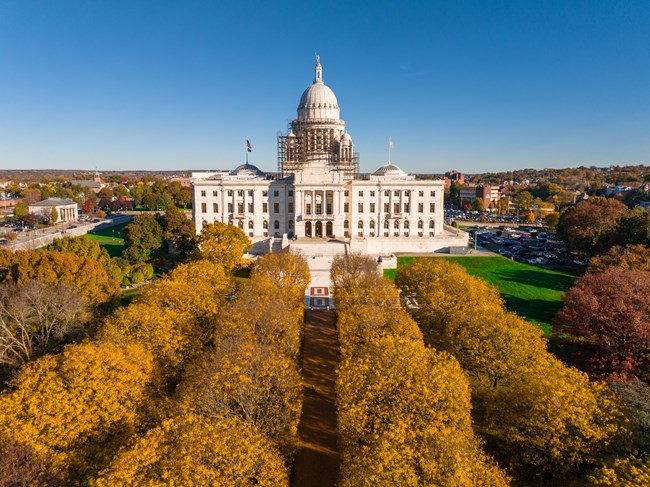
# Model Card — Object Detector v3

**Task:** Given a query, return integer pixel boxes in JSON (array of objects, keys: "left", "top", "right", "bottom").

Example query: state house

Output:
[{"left": 192, "top": 57, "right": 468, "bottom": 254}]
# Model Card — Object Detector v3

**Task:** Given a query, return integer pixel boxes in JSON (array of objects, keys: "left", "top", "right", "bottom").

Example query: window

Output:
[
  {"left": 418, "top": 203, "right": 424, "bottom": 212},
  {"left": 430, "top": 203, "right": 435, "bottom": 212},
  {"left": 405, "top": 190, "right": 410, "bottom": 197},
  {"left": 248, "top": 190, "right": 253, "bottom": 197},
  {"left": 263, "top": 220, "right": 268, "bottom": 229},
  {"left": 248, "top": 203, "right": 253, "bottom": 213},
  {"left": 369, "top": 220, "right": 375, "bottom": 229},
  {"left": 419, "top": 191, "right": 424, "bottom": 197},
  {"left": 358, "top": 203, "right": 364, "bottom": 213},
  {"left": 274, "top": 191, "right": 279, "bottom": 197},
  {"left": 248, "top": 220, "right": 254, "bottom": 229},
  {"left": 394, "top": 220, "right": 399, "bottom": 229},
  {"left": 384, "top": 203, "right": 389, "bottom": 212},
  {"left": 262, "top": 190, "right": 268, "bottom": 197},
  {"left": 200, "top": 190, "right": 206, "bottom": 197},
  {"left": 358, "top": 220, "right": 363, "bottom": 228},
  {"left": 429, "top": 220, "right": 434, "bottom": 229},
  {"left": 238, "top": 220, "right": 243, "bottom": 228},
  {"left": 237, "top": 203, "right": 244, "bottom": 213},
  {"left": 262, "top": 203, "right": 268, "bottom": 213},
  {"left": 326, "top": 204, "right": 332, "bottom": 214},
  {"left": 394, "top": 231, "right": 399, "bottom": 237},
  {"left": 404, "top": 220, "right": 410, "bottom": 229},
  {"left": 228, "top": 190, "right": 233, "bottom": 196},
  {"left": 316, "top": 203, "right": 322, "bottom": 214},
  {"left": 384, "top": 220, "right": 389, "bottom": 229},
  {"left": 288, "top": 190, "right": 293, "bottom": 197},
  {"left": 306, "top": 203, "right": 312, "bottom": 214},
  {"left": 213, "top": 203, "right": 218, "bottom": 213},
  {"left": 418, "top": 220, "right": 423, "bottom": 229},
  {"left": 394, "top": 202, "right": 400, "bottom": 213},
  {"left": 370, "top": 191, "right": 375, "bottom": 197},
  {"left": 384, "top": 231, "right": 389, "bottom": 237},
  {"left": 358, "top": 190, "right": 363, "bottom": 196},
  {"left": 273, "top": 203, "right": 280, "bottom": 213},
  {"left": 274, "top": 220, "right": 280, "bottom": 229},
  {"left": 404, "top": 203, "right": 410, "bottom": 213},
  {"left": 344, "top": 202, "right": 349, "bottom": 212},
  {"left": 369, "top": 203, "right": 375, "bottom": 212},
  {"left": 384, "top": 190, "right": 390, "bottom": 197},
  {"left": 344, "top": 220, "right": 349, "bottom": 228},
  {"left": 288, "top": 202, "right": 294, "bottom": 213},
  {"left": 238, "top": 190, "right": 243, "bottom": 197},
  {"left": 213, "top": 190, "right": 218, "bottom": 197},
  {"left": 201, "top": 202, "right": 206, "bottom": 212},
  {"left": 394, "top": 190, "right": 400, "bottom": 196},
  {"left": 358, "top": 232, "right": 363, "bottom": 237},
  {"left": 344, "top": 190, "right": 349, "bottom": 197},
  {"left": 430, "top": 191, "right": 436, "bottom": 197},
  {"left": 228, "top": 203, "right": 233, "bottom": 213}
]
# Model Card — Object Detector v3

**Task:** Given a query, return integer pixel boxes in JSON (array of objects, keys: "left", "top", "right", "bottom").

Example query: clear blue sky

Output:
[{"left": 1, "top": 0, "right": 649, "bottom": 174}]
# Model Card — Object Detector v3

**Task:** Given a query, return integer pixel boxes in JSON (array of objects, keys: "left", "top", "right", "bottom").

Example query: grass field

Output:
[
  {"left": 86, "top": 222, "right": 128, "bottom": 258},
  {"left": 386, "top": 256, "right": 578, "bottom": 337}
]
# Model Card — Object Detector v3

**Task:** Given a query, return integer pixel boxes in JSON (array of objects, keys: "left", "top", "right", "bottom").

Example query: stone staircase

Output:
[{"left": 289, "top": 239, "right": 348, "bottom": 258}]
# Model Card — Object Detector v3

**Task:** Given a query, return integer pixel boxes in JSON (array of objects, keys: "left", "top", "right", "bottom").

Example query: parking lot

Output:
[{"left": 466, "top": 226, "right": 587, "bottom": 267}]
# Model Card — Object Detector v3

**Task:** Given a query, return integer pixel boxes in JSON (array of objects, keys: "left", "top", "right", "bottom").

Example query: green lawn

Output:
[
  {"left": 87, "top": 222, "right": 128, "bottom": 258},
  {"left": 387, "top": 256, "right": 578, "bottom": 337}
]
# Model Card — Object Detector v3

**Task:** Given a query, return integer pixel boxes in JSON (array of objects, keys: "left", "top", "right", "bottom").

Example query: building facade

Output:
[
  {"left": 192, "top": 58, "right": 468, "bottom": 254},
  {"left": 28, "top": 198, "right": 78, "bottom": 223}
]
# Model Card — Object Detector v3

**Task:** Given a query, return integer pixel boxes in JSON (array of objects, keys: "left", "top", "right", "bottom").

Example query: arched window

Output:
[
  {"left": 358, "top": 220, "right": 364, "bottom": 229},
  {"left": 274, "top": 220, "right": 280, "bottom": 229},
  {"left": 429, "top": 220, "right": 434, "bottom": 229},
  {"left": 238, "top": 220, "right": 244, "bottom": 229},
  {"left": 263, "top": 220, "right": 268, "bottom": 229},
  {"left": 369, "top": 220, "right": 375, "bottom": 229},
  {"left": 202, "top": 220, "right": 207, "bottom": 228},
  {"left": 344, "top": 220, "right": 349, "bottom": 229},
  {"left": 418, "top": 220, "right": 423, "bottom": 229},
  {"left": 384, "top": 220, "right": 389, "bottom": 229},
  {"left": 394, "top": 220, "right": 399, "bottom": 229},
  {"left": 404, "top": 220, "right": 410, "bottom": 229},
  {"left": 248, "top": 220, "right": 254, "bottom": 229}
]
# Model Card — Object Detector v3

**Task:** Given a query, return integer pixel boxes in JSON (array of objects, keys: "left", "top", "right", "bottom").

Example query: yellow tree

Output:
[
  {"left": 195, "top": 222, "right": 251, "bottom": 270},
  {"left": 337, "top": 335, "right": 509, "bottom": 486},
  {"left": 0, "top": 341, "right": 154, "bottom": 481},
  {"left": 176, "top": 337, "right": 302, "bottom": 456},
  {"left": 96, "top": 413, "right": 288, "bottom": 486},
  {"left": 250, "top": 251, "right": 310, "bottom": 303}
]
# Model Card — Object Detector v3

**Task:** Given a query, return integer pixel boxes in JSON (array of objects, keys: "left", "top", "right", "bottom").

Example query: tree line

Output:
[{"left": 0, "top": 222, "right": 310, "bottom": 485}]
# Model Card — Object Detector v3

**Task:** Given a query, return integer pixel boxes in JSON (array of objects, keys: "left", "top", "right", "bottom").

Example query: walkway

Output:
[
  {"left": 293, "top": 248, "right": 341, "bottom": 487},
  {"left": 292, "top": 308, "right": 340, "bottom": 487}
]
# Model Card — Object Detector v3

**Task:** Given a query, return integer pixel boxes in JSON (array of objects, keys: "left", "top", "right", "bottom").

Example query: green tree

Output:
[
  {"left": 122, "top": 214, "right": 164, "bottom": 263},
  {"left": 473, "top": 197, "right": 485, "bottom": 211},
  {"left": 544, "top": 211, "right": 560, "bottom": 231},
  {"left": 159, "top": 204, "right": 196, "bottom": 256},
  {"left": 13, "top": 201, "right": 27, "bottom": 222},
  {"left": 50, "top": 206, "right": 58, "bottom": 224}
]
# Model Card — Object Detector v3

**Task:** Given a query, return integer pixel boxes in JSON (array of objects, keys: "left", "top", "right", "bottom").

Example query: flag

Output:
[
  {"left": 389, "top": 138, "right": 394, "bottom": 150},
  {"left": 246, "top": 139, "right": 252, "bottom": 152}
]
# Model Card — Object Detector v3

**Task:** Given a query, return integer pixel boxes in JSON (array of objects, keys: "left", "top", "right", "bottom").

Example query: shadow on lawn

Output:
[
  {"left": 501, "top": 296, "right": 565, "bottom": 335},
  {"left": 492, "top": 268, "right": 575, "bottom": 292}
]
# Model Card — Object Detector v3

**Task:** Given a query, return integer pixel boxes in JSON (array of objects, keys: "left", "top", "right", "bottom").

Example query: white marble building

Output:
[{"left": 192, "top": 57, "right": 468, "bottom": 254}]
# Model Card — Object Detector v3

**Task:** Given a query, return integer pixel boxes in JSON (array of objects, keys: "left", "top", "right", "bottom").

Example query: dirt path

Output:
[{"left": 292, "top": 309, "right": 340, "bottom": 487}]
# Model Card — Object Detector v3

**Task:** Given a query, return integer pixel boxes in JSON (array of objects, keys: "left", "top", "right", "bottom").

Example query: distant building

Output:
[
  {"left": 459, "top": 185, "right": 500, "bottom": 210},
  {"left": 71, "top": 171, "right": 107, "bottom": 193},
  {"left": 444, "top": 170, "right": 464, "bottom": 188},
  {"left": 28, "top": 198, "right": 78, "bottom": 223}
]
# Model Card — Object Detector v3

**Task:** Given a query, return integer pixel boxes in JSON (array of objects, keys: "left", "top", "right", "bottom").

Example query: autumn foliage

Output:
[
  {"left": 333, "top": 254, "right": 509, "bottom": 486},
  {"left": 396, "top": 258, "right": 633, "bottom": 484},
  {"left": 556, "top": 268, "right": 650, "bottom": 381}
]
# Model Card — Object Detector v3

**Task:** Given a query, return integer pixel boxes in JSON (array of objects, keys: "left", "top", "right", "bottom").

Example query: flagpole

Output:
[
  {"left": 245, "top": 137, "right": 249, "bottom": 165},
  {"left": 388, "top": 137, "right": 392, "bottom": 164}
]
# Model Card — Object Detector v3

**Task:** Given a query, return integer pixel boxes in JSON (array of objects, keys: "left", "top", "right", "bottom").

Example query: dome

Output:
[
  {"left": 341, "top": 132, "right": 352, "bottom": 143},
  {"left": 229, "top": 163, "right": 266, "bottom": 178},
  {"left": 372, "top": 163, "right": 408, "bottom": 177},
  {"left": 297, "top": 57, "right": 340, "bottom": 120}
]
